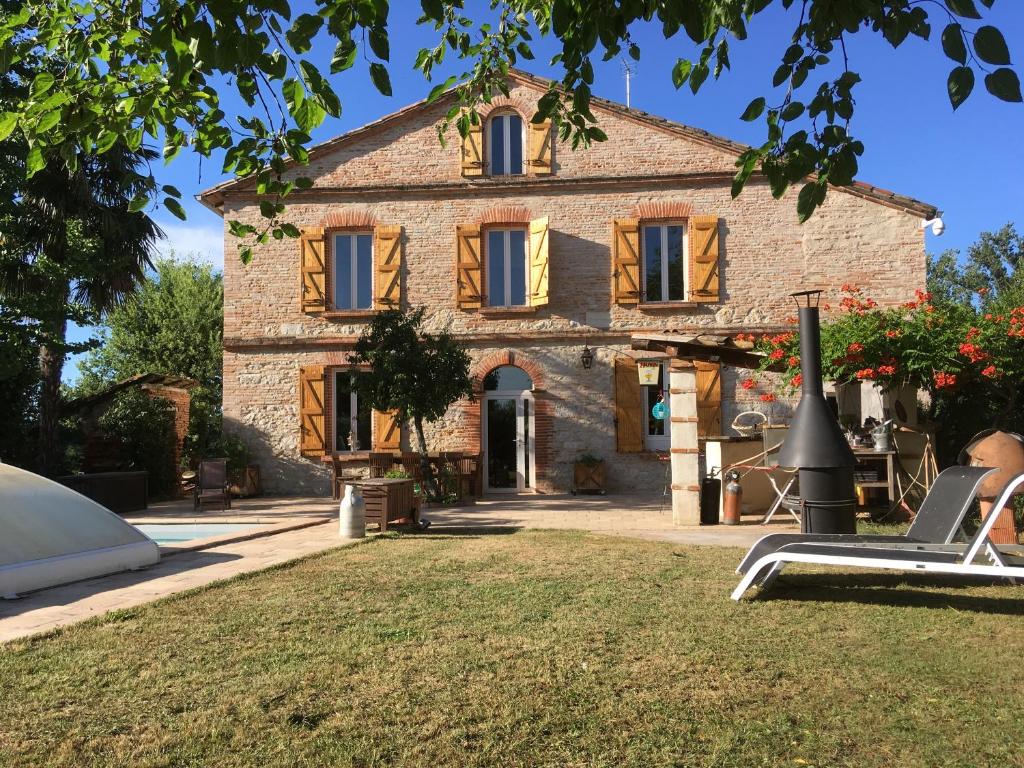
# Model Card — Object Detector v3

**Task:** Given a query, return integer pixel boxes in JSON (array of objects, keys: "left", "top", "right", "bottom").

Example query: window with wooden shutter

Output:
[
  {"left": 299, "top": 366, "right": 326, "bottom": 457},
  {"left": 614, "top": 357, "right": 644, "bottom": 453},
  {"left": 695, "top": 361, "right": 722, "bottom": 437},
  {"left": 374, "top": 224, "right": 402, "bottom": 309},
  {"left": 612, "top": 218, "right": 641, "bottom": 305},
  {"left": 300, "top": 228, "right": 327, "bottom": 313},
  {"left": 528, "top": 216, "right": 549, "bottom": 307},
  {"left": 527, "top": 118, "right": 552, "bottom": 175},
  {"left": 460, "top": 111, "right": 484, "bottom": 177},
  {"left": 456, "top": 224, "right": 483, "bottom": 308},
  {"left": 688, "top": 215, "right": 721, "bottom": 302},
  {"left": 374, "top": 409, "right": 402, "bottom": 451}
]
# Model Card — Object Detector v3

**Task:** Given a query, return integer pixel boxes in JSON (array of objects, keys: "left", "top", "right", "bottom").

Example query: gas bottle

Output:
[
  {"left": 339, "top": 484, "right": 366, "bottom": 538},
  {"left": 723, "top": 470, "right": 743, "bottom": 526}
]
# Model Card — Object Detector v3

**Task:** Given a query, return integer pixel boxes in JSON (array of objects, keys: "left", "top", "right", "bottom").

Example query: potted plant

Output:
[{"left": 572, "top": 452, "right": 607, "bottom": 495}]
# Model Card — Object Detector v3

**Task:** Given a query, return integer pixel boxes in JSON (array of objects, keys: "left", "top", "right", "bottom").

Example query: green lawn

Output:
[{"left": 3, "top": 529, "right": 1024, "bottom": 767}]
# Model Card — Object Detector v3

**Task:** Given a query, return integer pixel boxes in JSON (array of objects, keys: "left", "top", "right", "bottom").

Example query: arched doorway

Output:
[{"left": 481, "top": 365, "right": 535, "bottom": 492}]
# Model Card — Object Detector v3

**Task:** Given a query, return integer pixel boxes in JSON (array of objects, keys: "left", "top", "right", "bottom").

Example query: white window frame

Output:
[
  {"left": 331, "top": 231, "right": 374, "bottom": 310},
  {"left": 486, "top": 227, "right": 528, "bottom": 308},
  {"left": 333, "top": 370, "right": 369, "bottom": 453},
  {"left": 641, "top": 221, "right": 689, "bottom": 303},
  {"left": 642, "top": 362, "right": 671, "bottom": 451},
  {"left": 487, "top": 112, "right": 525, "bottom": 176}
]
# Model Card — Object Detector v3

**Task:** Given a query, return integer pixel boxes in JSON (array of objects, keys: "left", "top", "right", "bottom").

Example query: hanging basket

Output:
[{"left": 637, "top": 360, "right": 661, "bottom": 385}]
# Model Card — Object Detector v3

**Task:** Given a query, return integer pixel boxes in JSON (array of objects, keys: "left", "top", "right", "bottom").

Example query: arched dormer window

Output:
[{"left": 487, "top": 111, "right": 524, "bottom": 176}]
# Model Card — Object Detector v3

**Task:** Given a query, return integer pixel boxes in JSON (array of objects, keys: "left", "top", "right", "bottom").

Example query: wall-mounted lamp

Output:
[
  {"left": 580, "top": 345, "right": 595, "bottom": 370},
  {"left": 921, "top": 217, "right": 945, "bottom": 236}
]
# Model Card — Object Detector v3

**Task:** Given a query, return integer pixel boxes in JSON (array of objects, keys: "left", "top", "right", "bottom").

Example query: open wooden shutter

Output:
[
  {"left": 689, "top": 215, "right": 721, "bottom": 302},
  {"left": 374, "top": 224, "right": 402, "bottom": 309},
  {"left": 612, "top": 218, "right": 641, "bottom": 305},
  {"left": 527, "top": 119, "right": 553, "bottom": 175},
  {"left": 299, "top": 366, "right": 326, "bottom": 457},
  {"left": 614, "top": 357, "right": 644, "bottom": 453},
  {"left": 529, "top": 216, "right": 550, "bottom": 307},
  {"left": 460, "top": 111, "right": 484, "bottom": 177},
  {"left": 456, "top": 224, "right": 483, "bottom": 308},
  {"left": 374, "top": 409, "right": 401, "bottom": 451},
  {"left": 695, "top": 361, "right": 722, "bottom": 437},
  {"left": 300, "top": 227, "right": 326, "bottom": 313}
]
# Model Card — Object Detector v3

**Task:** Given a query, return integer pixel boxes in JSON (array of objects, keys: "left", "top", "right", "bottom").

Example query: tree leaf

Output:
[
  {"left": 973, "top": 26, "right": 1011, "bottom": 66},
  {"left": 984, "top": 68, "right": 1023, "bottom": 102},
  {"left": 780, "top": 101, "right": 804, "bottom": 121},
  {"left": 164, "top": 197, "right": 187, "bottom": 220},
  {"left": 671, "top": 59, "right": 691, "bottom": 89},
  {"left": 0, "top": 111, "right": 19, "bottom": 141},
  {"left": 30, "top": 72, "right": 54, "bottom": 98},
  {"left": 947, "top": 66, "right": 975, "bottom": 110},
  {"left": 25, "top": 145, "right": 45, "bottom": 176},
  {"left": 369, "top": 63, "right": 392, "bottom": 96},
  {"left": 941, "top": 24, "right": 967, "bottom": 65},
  {"left": 369, "top": 27, "right": 389, "bottom": 61},
  {"left": 945, "top": 0, "right": 981, "bottom": 19},
  {"left": 740, "top": 97, "right": 765, "bottom": 121},
  {"left": 128, "top": 193, "right": 150, "bottom": 213}
]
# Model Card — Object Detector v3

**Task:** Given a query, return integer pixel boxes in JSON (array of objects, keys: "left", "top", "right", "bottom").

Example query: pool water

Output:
[{"left": 135, "top": 523, "right": 257, "bottom": 545}]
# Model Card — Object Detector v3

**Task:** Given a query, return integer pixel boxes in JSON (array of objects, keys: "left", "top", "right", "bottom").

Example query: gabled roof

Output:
[
  {"left": 198, "top": 68, "right": 938, "bottom": 218},
  {"left": 64, "top": 373, "right": 198, "bottom": 414}
]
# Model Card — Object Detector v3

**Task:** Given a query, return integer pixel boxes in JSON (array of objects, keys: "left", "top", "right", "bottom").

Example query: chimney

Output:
[{"left": 777, "top": 290, "right": 857, "bottom": 534}]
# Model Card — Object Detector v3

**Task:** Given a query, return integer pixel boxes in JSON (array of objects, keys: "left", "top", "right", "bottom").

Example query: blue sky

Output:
[{"left": 63, "top": 2, "right": 1024, "bottom": 382}]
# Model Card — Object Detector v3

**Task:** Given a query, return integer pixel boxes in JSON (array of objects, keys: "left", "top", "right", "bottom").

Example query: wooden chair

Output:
[
  {"left": 457, "top": 453, "right": 482, "bottom": 498},
  {"left": 401, "top": 452, "right": 424, "bottom": 482},
  {"left": 193, "top": 459, "right": 231, "bottom": 512},
  {"left": 438, "top": 451, "right": 463, "bottom": 501},
  {"left": 368, "top": 452, "right": 395, "bottom": 478}
]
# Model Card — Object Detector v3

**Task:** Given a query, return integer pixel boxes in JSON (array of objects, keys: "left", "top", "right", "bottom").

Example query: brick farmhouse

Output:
[{"left": 199, "top": 69, "right": 937, "bottom": 497}]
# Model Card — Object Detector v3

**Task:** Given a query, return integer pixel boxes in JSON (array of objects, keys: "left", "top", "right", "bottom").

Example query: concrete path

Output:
[{"left": 0, "top": 521, "right": 351, "bottom": 644}]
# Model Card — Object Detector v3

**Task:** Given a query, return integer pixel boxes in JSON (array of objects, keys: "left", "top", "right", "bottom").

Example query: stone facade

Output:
[{"left": 206, "top": 71, "right": 933, "bottom": 496}]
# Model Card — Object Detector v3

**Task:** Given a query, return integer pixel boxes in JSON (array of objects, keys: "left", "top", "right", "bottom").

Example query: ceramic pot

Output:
[{"left": 339, "top": 484, "right": 366, "bottom": 539}]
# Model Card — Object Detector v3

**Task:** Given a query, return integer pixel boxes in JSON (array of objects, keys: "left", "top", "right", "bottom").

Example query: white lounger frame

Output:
[{"left": 732, "top": 472, "right": 1024, "bottom": 601}]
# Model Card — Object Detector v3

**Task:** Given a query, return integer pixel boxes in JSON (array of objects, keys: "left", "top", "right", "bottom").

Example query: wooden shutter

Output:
[
  {"left": 299, "top": 366, "right": 326, "bottom": 457},
  {"left": 300, "top": 227, "right": 326, "bottom": 313},
  {"left": 689, "top": 215, "right": 721, "bottom": 302},
  {"left": 456, "top": 224, "right": 483, "bottom": 308},
  {"left": 460, "top": 111, "right": 484, "bottom": 177},
  {"left": 528, "top": 119, "right": 553, "bottom": 175},
  {"left": 374, "top": 410, "right": 401, "bottom": 451},
  {"left": 374, "top": 224, "right": 402, "bottom": 309},
  {"left": 695, "top": 361, "right": 722, "bottom": 438},
  {"left": 614, "top": 357, "right": 644, "bottom": 453},
  {"left": 529, "top": 216, "right": 550, "bottom": 307},
  {"left": 612, "top": 218, "right": 641, "bottom": 305}
]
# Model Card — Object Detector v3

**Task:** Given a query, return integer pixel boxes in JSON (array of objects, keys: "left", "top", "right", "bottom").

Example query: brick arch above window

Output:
[
  {"left": 478, "top": 205, "right": 533, "bottom": 226},
  {"left": 321, "top": 209, "right": 377, "bottom": 230},
  {"left": 633, "top": 201, "right": 694, "bottom": 221},
  {"left": 477, "top": 95, "right": 534, "bottom": 122},
  {"left": 470, "top": 350, "right": 545, "bottom": 394}
]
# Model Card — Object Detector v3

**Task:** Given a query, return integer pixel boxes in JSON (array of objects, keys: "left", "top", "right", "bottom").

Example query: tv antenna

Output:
[{"left": 621, "top": 58, "right": 635, "bottom": 108}]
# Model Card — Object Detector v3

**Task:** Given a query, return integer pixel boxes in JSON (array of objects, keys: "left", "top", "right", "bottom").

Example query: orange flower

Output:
[
  {"left": 933, "top": 371, "right": 957, "bottom": 389},
  {"left": 769, "top": 348, "right": 785, "bottom": 361},
  {"left": 741, "top": 378, "right": 756, "bottom": 390},
  {"left": 791, "top": 373, "right": 803, "bottom": 388},
  {"left": 787, "top": 355, "right": 800, "bottom": 368},
  {"left": 855, "top": 368, "right": 875, "bottom": 380},
  {"left": 847, "top": 342, "right": 864, "bottom": 354},
  {"left": 759, "top": 393, "right": 776, "bottom": 403},
  {"left": 982, "top": 365, "right": 999, "bottom": 378},
  {"left": 885, "top": 329, "right": 901, "bottom": 338},
  {"left": 877, "top": 365, "right": 896, "bottom": 376}
]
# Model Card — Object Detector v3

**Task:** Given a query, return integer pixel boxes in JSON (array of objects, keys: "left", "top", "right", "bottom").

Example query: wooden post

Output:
[{"left": 669, "top": 359, "right": 701, "bottom": 526}]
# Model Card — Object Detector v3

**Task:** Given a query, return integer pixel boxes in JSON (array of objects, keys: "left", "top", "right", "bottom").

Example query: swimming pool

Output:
[{"left": 135, "top": 523, "right": 258, "bottom": 545}]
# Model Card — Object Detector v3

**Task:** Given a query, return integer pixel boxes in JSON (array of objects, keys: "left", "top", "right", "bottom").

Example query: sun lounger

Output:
[{"left": 732, "top": 469, "right": 1024, "bottom": 600}]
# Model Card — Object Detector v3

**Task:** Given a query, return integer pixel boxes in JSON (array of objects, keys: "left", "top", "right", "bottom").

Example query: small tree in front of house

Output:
[{"left": 350, "top": 308, "right": 472, "bottom": 502}]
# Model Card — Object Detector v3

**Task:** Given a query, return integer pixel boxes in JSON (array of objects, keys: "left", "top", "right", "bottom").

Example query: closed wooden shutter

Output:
[
  {"left": 614, "top": 357, "right": 644, "bottom": 453},
  {"left": 300, "top": 227, "right": 326, "bottom": 313},
  {"left": 612, "top": 218, "right": 640, "bottom": 305},
  {"left": 689, "top": 215, "right": 721, "bottom": 302},
  {"left": 374, "top": 224, "right": 402, "bottom": 309},
  {"left": 374, "top": 409, "right": 401, "bottom": 451},
  {"left": 695, "top": 361, "right": 722, "bottom": 437},
  {"left": 527, "top": 119, "right": 552, "bottom": 175},
  {"left": 299, "top": 366, "right": 326, "bottom": 457},
  {"left": 460, "top": 111, "right": 484, "bottom": 177},
  {"left": 456, "top": 224, "right": 483, "bottom": 308},
  {"left": 529, "top": 216, "right": 550, "bottom": 307}
]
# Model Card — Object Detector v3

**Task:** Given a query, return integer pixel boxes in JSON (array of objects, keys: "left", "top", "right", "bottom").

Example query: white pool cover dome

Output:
[{"left": 0, "top": 463, "right": 160, "bottom": 598}]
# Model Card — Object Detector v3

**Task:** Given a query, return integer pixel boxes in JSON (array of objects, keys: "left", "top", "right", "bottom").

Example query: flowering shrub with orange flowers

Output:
[{"left": 747, "top": 286, "right": 1024, "bottom": 413}]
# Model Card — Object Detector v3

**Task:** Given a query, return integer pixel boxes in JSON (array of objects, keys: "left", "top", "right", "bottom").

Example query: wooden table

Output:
[
  {"left": 340, "top": 478, "right": 419, "bottom": 532},
  {"left": 853, "top": 449, "right": 896, "bottom": 503}
]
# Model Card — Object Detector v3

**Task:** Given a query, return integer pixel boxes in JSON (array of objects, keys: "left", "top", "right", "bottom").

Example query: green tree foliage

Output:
[
  {"left": 0, "top": 2, "right": 1018, "bottom": 261},
  {"left": 96, "top": 388, "right": 177, "bottom": 497},
  {"left": 928, "top": 223, "right": 1023, "bottom": 309},
  {"left": 350, "top": 308, "right": 472, "bottom": 500},
  {"left": 76, "top": 257, "right": 225, "bottom": 468},
  {"left": 0, "top": 307, "right": 40, "bottom": 466}
]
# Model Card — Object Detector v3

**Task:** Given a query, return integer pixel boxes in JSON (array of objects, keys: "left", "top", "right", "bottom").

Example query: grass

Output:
[{"left": 3, "top": 529, "right": 1024, "bottom": 767}]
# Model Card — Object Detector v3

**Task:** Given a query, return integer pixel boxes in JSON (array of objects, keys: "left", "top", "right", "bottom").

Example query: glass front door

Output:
[{"left": 484, "top": 394, "right": 534, "bottom": 492}]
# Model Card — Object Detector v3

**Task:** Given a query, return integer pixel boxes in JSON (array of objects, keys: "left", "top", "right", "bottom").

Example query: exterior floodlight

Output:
[{"left": 921, "top": 217, "right": 945, "bottom": 236}]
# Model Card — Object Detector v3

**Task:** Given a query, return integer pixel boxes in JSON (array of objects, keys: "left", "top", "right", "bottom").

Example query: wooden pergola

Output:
[{"left": 630, "top": 331, "right": 784, "bottom": 371}]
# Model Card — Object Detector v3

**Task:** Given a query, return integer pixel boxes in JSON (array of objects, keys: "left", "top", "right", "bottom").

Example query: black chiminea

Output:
[{"left": 777, "top": 290, "right": 857, "bottom": 534}]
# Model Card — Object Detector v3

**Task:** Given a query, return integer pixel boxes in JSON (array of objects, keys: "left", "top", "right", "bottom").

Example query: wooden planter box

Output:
[
  {"left": 344, "top": 478, "right": 420, "bottom": 532},
  {"left": 572, "top": 461, "right": 607, "bottom": 495},
  {"left": 229, "top": 465, "right": 262, "bottom": 497}
]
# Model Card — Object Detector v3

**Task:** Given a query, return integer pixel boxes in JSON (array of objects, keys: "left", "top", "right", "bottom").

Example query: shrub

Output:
[{"left": 97, "top": 389, "right": 176, "bottom": 497}]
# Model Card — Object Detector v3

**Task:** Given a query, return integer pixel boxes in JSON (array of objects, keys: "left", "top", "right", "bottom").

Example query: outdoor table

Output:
[{"left": 339, "top": 477, "right": 420, "bottom": 532}]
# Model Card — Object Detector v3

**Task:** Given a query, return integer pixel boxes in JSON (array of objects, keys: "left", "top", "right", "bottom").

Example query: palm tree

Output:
[{"left": 0, "top": 144, "right": 162, "bottom": 475}]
